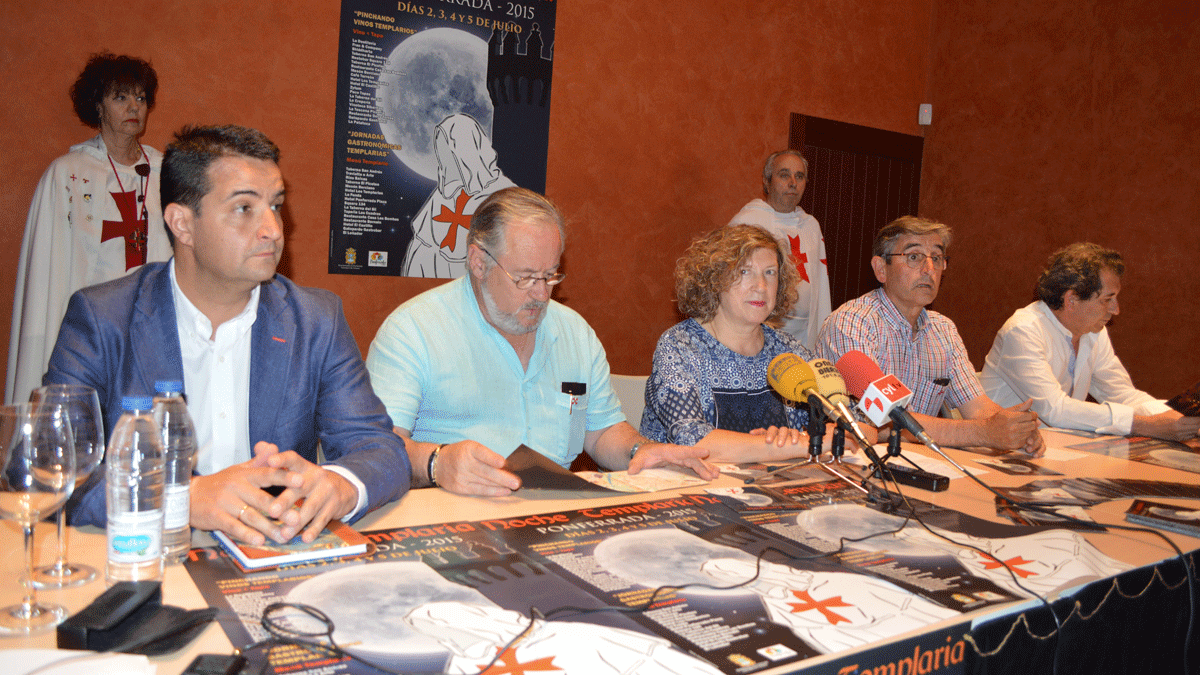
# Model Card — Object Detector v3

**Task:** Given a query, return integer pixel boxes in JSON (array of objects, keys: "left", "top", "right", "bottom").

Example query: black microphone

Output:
[{"left": 135, "top": 163, "right": 151, "bottom": 177}]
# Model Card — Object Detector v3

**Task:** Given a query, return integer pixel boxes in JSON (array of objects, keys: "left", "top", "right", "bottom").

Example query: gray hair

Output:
[
  {"left": 467, "top": 187, "right": 565, "bottom": 267},
  {"left": 761, "top": 149, "right": 809, "bottom": 196},
  {"left": 873, "top": 216, "right": 952, "bottom": 258}
]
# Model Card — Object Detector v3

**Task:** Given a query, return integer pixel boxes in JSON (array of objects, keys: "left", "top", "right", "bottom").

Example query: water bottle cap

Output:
[
  {"left": 121, "top": 396, "right": 154, "bottom": 412},
  {"left": 154, "top": 380, "right": 184, "bottom": 395}
]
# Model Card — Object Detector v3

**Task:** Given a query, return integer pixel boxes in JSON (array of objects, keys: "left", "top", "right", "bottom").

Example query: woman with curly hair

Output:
[
  {"left": 8, "top": 52, "right": 172, "bottom": 403},
  {"left": 640, "top": 225, "right": 819, "bottom": 461}
]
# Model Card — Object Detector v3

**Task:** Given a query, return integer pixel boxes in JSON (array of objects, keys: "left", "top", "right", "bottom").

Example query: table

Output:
[{"left": 3, "top": 429, "right": 1199, "bottom": 674}]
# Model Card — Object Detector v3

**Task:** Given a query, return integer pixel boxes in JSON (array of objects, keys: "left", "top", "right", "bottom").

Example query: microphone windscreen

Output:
[
  {"left": 135, "top": 163, "right": 151, "bottom": 177},
  {"left": 810, "top": 358, "right": 851, "bottom": 406},
  {"left": 835, "top": 350, "right": 886, "bottom": 398},
  {"left": 767, "top": 353, "right": 817, "bottom": 402}
]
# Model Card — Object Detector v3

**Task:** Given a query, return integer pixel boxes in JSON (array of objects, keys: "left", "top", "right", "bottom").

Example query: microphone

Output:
[
  {"left": 809, "top": 358, "right": 874, "bottom": 451},
  {"left": 767, "top": 354, "right": 850, "bottom": 431},
  {"left": 135, "top": 163, "right": 151, "bottom": 177},
  {"left": 835, "top": 350, "right": 967, "bottom": 490},
  {"left": 834, "top": 350, "right": 943, "bottom": 451},
  {"left": 835, "top": 350, "right": 973, "bottom": 479}
]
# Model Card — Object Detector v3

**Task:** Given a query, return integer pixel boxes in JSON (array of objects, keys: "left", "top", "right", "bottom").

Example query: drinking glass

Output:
[
  {"left": 30, "top": 385, "right": 105, "bottom": 588},
  {"left": 0, "top": 402, "right": 75, "bottom": 634}
]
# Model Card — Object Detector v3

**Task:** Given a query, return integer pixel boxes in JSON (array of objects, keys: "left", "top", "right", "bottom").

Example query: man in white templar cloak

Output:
[
  {"left": 728, "top": 149, "right": 830, "bottom": 350},
  {"left": 403, "top": 114, "right": 515, "bottom": 279},
  {"left": 593, "top": 529, "right": 959, "bottom": 656}
]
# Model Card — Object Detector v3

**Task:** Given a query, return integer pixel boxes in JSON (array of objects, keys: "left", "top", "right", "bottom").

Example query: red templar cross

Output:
[
  {"left": 436, "top": 189, "right": 474, "bottom": 251},
  {"left": 101, "top": 190, "right": 147, "bottom": 270},
  {"left": 979, "top": 554, "right": 1037, "bottom": 578},
  {"left": 476, "top": 645, "right": 561, "bottom": 674},
  {"left": 788, "top": 235, "right": 811, "bottom": 284},
  {"left": 787, "top": 589, "right": 854, "bottom": 624}
]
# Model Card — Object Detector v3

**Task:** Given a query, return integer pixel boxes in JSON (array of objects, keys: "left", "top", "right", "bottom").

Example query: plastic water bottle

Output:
[
  {"left": 106, "top": 396, "right": 165, "bottom": 585},
  {"left": 153, "top": 381, "right": 196, "bottom": 564}
]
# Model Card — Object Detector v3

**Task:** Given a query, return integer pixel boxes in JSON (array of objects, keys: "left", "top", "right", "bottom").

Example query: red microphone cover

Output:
[{"left": 835, "top": 350, "right": 886, "bottom": 398}]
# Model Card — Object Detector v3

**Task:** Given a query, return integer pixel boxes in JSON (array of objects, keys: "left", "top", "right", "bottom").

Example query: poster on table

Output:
[
  {"left": 183, "top": 483, "right": 1137, "bottom": 675},
  {"left": 328, "top": 0, "right": 556, "bottom": 277}
]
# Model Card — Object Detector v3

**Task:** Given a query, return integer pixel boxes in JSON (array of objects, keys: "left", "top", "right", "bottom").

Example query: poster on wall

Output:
[{"left": 328, "top": 0, "right": 556, "bottom": 277}]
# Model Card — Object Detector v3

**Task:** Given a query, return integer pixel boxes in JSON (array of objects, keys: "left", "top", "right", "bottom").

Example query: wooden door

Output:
[{"left": 791, "top": 113, "right": 924, "bottom": 311}]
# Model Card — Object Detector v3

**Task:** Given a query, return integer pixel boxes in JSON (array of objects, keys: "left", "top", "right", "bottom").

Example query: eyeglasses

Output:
[
  {"left": 884, "top": 252, "right": 949, "bottom": 270},
  {"left": 478, "top": 247, "right": 566, "bottom": 290}
]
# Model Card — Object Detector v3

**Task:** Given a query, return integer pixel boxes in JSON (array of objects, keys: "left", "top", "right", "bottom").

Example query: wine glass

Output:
[
  {"left": 0, "top": 402, "right": 75, "bottom": 634},
  {"left": 29, "top": 385, "right": 105, "bottom": 588}
]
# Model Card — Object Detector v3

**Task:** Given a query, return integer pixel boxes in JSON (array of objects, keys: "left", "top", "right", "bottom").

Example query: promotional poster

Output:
[
  {"left": 328, "top": 0, "right": 556, "bottom": 277},
  {"left": 182, "top": 484, "right": 1133, "bottom": 675}
]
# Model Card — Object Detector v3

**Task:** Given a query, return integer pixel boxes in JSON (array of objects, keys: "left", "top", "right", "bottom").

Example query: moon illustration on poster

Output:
[
  {"left": 593, "top": 529, "right": 756, "bottom": 593},
  {"left": 794, "top": 504, "right": 945, "bottom": 558},
  {"left": 286, "top": 561, "right": 490, "bottom": 671},
  {"left": 375, "top": 28, "right": 493, "bottom": 180}
]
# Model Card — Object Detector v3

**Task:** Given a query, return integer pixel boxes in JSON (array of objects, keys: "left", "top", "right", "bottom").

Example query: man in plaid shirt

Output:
[{"left": 817, "top": 216, "right": 1043, "bottom": 455}]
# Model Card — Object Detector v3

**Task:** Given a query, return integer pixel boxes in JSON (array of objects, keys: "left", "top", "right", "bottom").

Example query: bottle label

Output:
[
  {"left": 108, "top": 509, "right": 164, "bottom": 563},
  {"left": 164, "top": 484, "right": 190, "bottom": 530}
]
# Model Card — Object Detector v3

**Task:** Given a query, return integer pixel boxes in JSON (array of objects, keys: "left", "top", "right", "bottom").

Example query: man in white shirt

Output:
[
  {"left": 981, "top": 242, "right": 1200, "bottom": 441},
  {"left": 46, "top": 125, "right": 409, "bottom": 544},
  {"left": 728, "top": 150, "right": 831, "bottom": 349}
]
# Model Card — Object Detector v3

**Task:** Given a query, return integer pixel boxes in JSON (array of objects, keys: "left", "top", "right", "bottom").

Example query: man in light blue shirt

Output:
[{"left": 367, "top": 187, "right": 718, "bottom": 496}]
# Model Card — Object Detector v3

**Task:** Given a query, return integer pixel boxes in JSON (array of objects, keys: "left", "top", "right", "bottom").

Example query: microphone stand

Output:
[
  {"left": 806, "top": 396, "right": 825, "bottom": 463},
  {"left": 885, "top": 426, "right": 923, "bottom": 471},
  {"left": 743, "top": 403, "right": 870, "bottom": 496}
]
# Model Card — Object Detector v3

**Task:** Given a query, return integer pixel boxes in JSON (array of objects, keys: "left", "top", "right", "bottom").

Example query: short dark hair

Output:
[
  {"left": 1035, "top": 242, "right": 1125, "bottom": 310},
  {"left": 160, "top": 125, "right": 280, "bottom": 245},
  {"left": 70, "top": 52, "right": 158, "bottom": 129},
  {"left": 675, "top": 225, "right": 799, "bottom": 325},
  {"left": 467, "top": 187, "right": 565, "bottom": 267},
  {"left": 873, "top": 215, "right": 952, "bottom": 258}
]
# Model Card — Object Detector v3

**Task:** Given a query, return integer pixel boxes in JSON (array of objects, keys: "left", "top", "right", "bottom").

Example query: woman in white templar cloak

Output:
[
  {"left": 7, "top": 52, "right": 171, "bottom": 404},
  {"left": 285, "top": 561, "right": 721, "bottom": 675},
  {"left": 593, "top": 528, "right": 960, "bottom": 656},
  {"left": 793, "top": 504, "right": 1132, "bottom": 597},
  {"left": 403, "top": 114, "right": 515, "bottom": 279}
]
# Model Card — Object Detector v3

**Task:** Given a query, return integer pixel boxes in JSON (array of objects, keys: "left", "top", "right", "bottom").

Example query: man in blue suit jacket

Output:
[{"left": 46, "top": 125, "right": 409, "bottom": 545}]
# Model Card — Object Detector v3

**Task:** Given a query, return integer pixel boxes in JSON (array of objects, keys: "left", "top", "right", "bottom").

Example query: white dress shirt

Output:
[
  {"left": 172, "top": 261, "right": 257, "bottom": 476},
  {"left": 169, "top": 261, "right": 367, "bottom": 516},
  {"left": 981, "top": 301, "right": 1170, "bottom": 435}
]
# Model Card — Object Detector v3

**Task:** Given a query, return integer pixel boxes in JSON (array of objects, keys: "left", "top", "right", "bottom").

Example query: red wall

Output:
[
  {"left": 921, "top": 0, "right": 1200, "bottom": 397},
  {"left": 0, "top": 0, "right": 931, "bottom": 384}
]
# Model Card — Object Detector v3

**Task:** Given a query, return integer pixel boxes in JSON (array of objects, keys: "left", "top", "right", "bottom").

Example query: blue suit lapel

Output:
[
  {"left": 130, "top": 264, "right": 185, "bottom": 394},
  {"left": 250, "top": 279, "right": 295, "bottom": 445}
]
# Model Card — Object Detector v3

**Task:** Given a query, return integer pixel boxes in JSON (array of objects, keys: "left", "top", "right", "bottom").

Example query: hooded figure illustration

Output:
[{"left": 403, "top": 114, "right": 515, "bottom": 278}]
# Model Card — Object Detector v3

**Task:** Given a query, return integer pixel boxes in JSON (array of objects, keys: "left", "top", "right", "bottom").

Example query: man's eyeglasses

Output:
[
  {"left": 883, "top": 252, "right": 949, "bottom": 270},
  {"left": 479, "top": 247, "right": 566, "bottom": 289}
]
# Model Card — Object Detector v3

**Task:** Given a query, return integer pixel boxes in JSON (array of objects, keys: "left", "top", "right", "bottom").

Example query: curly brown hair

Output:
[
  {"left": 675, "top": 225, "right": 799, "bottom": 325},
  {"left": 1035, "top": 242, "right": 1125, "bottom": 310},
  {"left": 70, "top": 52, "right": 158, "bottom": 129}
]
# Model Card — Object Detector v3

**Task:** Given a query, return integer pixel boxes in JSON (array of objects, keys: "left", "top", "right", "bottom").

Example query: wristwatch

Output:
[
  {"left": 427, "top": 444, "right": 444, "bottom": 487},
  {"left": 629, "top": 440, "right": 647, "bottom": 460}
]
